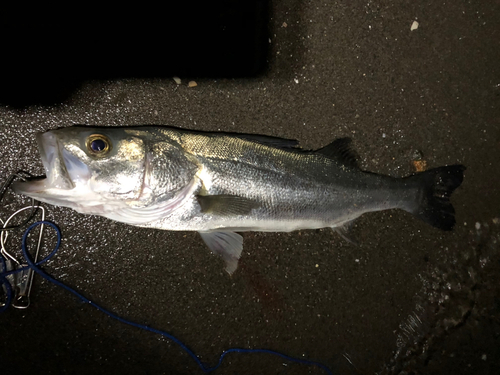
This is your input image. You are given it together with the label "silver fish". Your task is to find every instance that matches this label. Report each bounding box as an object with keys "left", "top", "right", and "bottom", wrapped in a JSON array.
[{"left": 13, "top": 126, "right": 465, "bottom": 274}]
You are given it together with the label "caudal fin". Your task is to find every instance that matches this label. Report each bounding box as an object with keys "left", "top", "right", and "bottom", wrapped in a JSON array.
[{"left": 406, "top": 165, "right": 465, "bottom": 231}]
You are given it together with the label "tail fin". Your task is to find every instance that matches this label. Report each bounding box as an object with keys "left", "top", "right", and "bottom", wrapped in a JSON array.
[{"left": 406, "top": 165, "right": 465, "bottom": 231}]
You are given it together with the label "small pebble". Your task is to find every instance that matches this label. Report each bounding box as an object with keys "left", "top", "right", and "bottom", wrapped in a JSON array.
[
  {"left": 188, "top": 81, "right": 197, "bottom": 88},
  {"left": 413, "top": 160, "right": 427, "bottom": 172},
  {"left": 411, "top": 21, "right": 419, "bottom": 31},
  {"left": 475, "top": 222, "right": 481, "bottom": 230},
  {"left": 173, "top": 76, "right": 181, "bottom": 85},
  {"left": 412, "top": 149, "right": 424, "bottom": 160}
]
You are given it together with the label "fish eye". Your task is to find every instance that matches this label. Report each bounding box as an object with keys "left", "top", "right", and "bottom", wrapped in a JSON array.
[{"left": 86, "top": 134, "right": 112, "bottom": 156}]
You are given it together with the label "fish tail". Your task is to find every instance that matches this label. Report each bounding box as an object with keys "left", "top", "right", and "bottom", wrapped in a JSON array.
[{"left": 405, "top": 165, "right": 465, "bottom": 231}]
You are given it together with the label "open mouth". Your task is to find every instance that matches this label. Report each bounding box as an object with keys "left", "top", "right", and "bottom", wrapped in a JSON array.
[
  {"left": 12, "top": 132, "right": 88, "bottom": 196},
  {"left": 36, "top": 132, "right": 62, "bottom": 186}
]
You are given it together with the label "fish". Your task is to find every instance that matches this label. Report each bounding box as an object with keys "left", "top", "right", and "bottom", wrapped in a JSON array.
[{"left": 13, "top": 126, "right": 465, "bottom": 274}]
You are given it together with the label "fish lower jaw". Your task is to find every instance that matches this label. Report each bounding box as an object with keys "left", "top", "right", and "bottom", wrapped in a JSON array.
[
  {"left": 12, "top": 181, "right": 110, "bottom": 214},
  {"left": 12, "top": 179, "right": 52, "bottom": 196}
]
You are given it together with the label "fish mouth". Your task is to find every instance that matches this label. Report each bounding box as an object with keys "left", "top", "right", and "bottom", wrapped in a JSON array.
[{"left": 12, "top": 132, "right": 89, "bottom": 197}]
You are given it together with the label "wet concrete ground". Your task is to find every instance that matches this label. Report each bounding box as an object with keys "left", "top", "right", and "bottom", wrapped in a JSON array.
[{"left": 1, "top": 1, "right": 500, "bottom": 374}]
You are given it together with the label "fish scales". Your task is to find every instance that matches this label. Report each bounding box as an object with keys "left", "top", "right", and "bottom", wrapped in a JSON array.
[{"left": 178, "top": 134, "right": 351, "bottom": 226}]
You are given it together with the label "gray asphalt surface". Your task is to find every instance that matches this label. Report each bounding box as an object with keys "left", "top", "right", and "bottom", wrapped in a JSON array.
[{"left": 1, "top": 1, "right": 499, "bottom": 374}]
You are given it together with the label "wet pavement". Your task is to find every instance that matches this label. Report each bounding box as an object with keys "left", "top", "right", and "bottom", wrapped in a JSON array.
[{"left": 1, "top": 1, "right": 499, "bottom": 374}]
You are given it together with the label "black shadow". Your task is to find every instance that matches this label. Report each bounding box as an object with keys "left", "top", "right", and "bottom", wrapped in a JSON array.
[{"left": 0, "top": 1, "right": 270, "bottom": 107}]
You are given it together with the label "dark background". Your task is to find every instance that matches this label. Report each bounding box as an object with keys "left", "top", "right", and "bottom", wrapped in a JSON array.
[
  {"left": 1, "top": 1, "right": 500, "bottom": 374},
  {"left": 0, "top": 2, "right": 269, "bottom": 106}
]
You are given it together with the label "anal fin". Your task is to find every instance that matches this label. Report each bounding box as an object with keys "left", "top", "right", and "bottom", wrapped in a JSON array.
[{"left": 332, "top": 220, "right": 359, "bottom": 246}]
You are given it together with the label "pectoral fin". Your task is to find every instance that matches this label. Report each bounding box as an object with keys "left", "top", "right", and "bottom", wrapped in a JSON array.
[
  {"left": 198, "top": 231, "right": 243, "bottom": 275},
  {"left": 197, "top": 195, "right": 259, "bottom": 216}
]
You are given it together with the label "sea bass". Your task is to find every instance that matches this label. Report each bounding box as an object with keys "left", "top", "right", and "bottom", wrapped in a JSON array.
[{"left": 13, "top": 126, "right": 465, "bottom": 273}]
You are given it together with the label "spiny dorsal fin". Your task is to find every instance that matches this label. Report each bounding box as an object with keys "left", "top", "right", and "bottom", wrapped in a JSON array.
[
  {"left": 197, "top": 194, "right": 260, "bottom": 216},
  {"left": 316, "top": 138, "right": 359, "bottom": 169},
  {"left": 235, "top": 134, "right": 299, "bottom": 149}
]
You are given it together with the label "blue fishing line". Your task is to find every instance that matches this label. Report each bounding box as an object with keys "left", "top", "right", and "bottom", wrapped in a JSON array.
[{"left": 1, "top": 220, "right": 333, "bottom": 374}]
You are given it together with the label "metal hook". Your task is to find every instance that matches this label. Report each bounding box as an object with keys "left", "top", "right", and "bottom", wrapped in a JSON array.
[
  {"left": 0, "top": 206, "right": 45, "bottom": 309},
  {"left": 0, "top": 171, "right": 40, "bottom": 232}
]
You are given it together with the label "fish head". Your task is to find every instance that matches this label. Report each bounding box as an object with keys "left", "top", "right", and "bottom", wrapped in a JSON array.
[{"left": 13, "top": 126, "right": 149, "bottom": 215}]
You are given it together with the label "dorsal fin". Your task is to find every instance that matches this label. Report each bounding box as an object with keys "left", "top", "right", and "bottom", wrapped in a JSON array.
[
  {"left": 316, "top": 138, "right": 359, "bottom": 169},
  {"left": 235, "top": 134, "right": 299, "bottom": 149}
]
